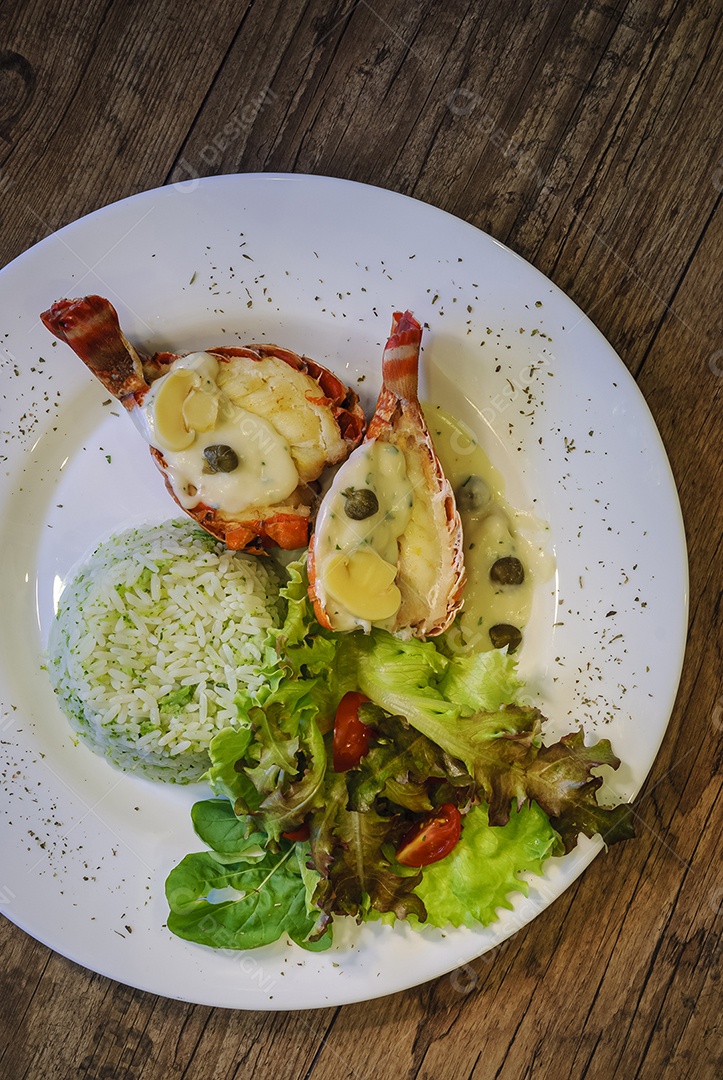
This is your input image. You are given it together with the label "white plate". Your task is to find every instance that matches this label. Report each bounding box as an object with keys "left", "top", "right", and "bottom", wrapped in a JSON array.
[{"left": 0, "top": 174, "right": 687, "bottom": 1009}]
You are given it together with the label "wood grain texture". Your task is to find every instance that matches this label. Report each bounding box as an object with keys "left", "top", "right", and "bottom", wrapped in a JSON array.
[{"left": 0, "top": 0, "right": 721, "bottom": 1077}]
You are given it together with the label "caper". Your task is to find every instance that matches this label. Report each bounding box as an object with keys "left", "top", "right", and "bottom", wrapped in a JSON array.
[
  {"left": 490, "top": 556, "right": 525, "bottom": 586},
  {"left": 455, "top": 475, "right": 490, "bottom": 512},
  {"left": 203, "top": 444, "right": 239, "bottom": 473},
  {"left": 342, "top": 487, "right": 379, "bottom": 519},
  {"left": 489, "top": 623, "right": 522, "bottom": 652}
]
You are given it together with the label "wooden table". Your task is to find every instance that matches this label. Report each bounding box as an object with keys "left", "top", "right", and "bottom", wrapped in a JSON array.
[{"left": 1, "top": 1, "right": 721, "bottom": 1077}]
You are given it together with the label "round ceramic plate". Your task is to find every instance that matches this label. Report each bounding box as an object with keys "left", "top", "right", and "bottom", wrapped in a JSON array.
[{"left": 0, "top": 174, "right": 687, "bottom": 1009}]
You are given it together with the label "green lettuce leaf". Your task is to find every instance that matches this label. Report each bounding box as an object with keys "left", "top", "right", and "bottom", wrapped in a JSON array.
[
  {"left": 244, "top": 702, "right": 300, "bottom": 797},
  {"left": 338, "top": 630, "right": 539, "bottom": 765},
  {"left": 271, "top": 554, "right": 340, "bottom": 686},
  {"left": 204, "top": 727, "right": 261, "bottom": 811},
  {"left": 336, "top": 629, "right": 448, "bottom": 703},
  {"left": 417, "top": 801, "right": 557, "bottom": 927},
  {"left": 255, "top": 716, "right": 328, "bottom": 841},
  {"left": 438, "top": 645, "right": 522, "bottom": 711},
  {"left": 274, "top": 556, "right": 314, "bottom": 647}
]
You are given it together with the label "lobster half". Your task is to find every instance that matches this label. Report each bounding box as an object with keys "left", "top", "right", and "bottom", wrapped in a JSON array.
[
  {"left": 41, "top": 296, "right": 366, "bottom": 553},
  {"left": 308, "top": 310, "right": 465, "bottom": 638}
]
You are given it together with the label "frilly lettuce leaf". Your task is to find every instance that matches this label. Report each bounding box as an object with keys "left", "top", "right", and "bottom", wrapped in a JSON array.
[
  {"left": 337, "top": 630, "right": 539, "bottom": 764},
  {"left": 273, "top": 555, "right": 313, "bottom": 647},
  {"left": 416, "top": 801, "right": 557, "bottom": 927},
  {"left": 308, "top": 768, "right": 347, "bottom": 879},
  {"left": 204, "top": 727, "right": 261, "bottom": 810},
  {"left": 207, "top": 705, "right": 328, "bottom": 842},
  {"left": 243, "top": 702, "right": 300, "bottom": 798},
  {"left": 338, "top": 629, "right": 633, "bottom": 853},
  {"left": 523, "top": 730, "right": 635, "bottom": 851},
  {"left": 335, "top": 628, "right": 447, "bottom": 702},
  {"left": 255, "top": 716, "right": 328, "bottom": 841},
  {"left": 438, "top": 644, "right": 523, "bottom": 711}
]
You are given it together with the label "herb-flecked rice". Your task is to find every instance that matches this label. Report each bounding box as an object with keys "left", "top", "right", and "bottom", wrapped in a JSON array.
[{"left": 47, "top": 519, "right": 283, "bottom": 782}]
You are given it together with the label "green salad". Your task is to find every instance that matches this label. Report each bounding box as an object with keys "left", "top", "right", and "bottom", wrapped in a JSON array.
[{"left": 165, "top": 560, "right": 634, "bottom": 951}]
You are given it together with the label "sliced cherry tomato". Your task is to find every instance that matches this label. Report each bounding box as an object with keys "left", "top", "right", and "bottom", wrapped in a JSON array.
[
  {"left": 282, "top": 823, "right": 310, "bottom": 842},
  {"left": 333, "top": 691, "right": 372, "bottom": 771},
  {"left": 395, "top": 803, "right": 462, "bottom": 867}
]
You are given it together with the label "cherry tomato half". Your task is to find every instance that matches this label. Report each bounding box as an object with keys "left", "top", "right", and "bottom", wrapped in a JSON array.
[
  {"left": 395, "top": 804, "right": 462, "bottom": 867},
  {"left": 333, "top": 691, "right": 372, "bottom": 771},
  {"left": 282, "top": 823, "right": 310, "bottom": 842}
]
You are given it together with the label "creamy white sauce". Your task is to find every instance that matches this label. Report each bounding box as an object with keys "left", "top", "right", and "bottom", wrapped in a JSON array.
[
  {"left": 313, "top": 439, "right": 414, "bottom": 630},
  {"left": 140, "top": 352, "right": 299, "bottom": 514},
  {"left": 425, "top": 405, "right": 554, "bottom": 653}
]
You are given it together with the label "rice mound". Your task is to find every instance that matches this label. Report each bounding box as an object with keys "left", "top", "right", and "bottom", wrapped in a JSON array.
[{"left": 47, "top": 519, "right": 283, "bottom": 782}]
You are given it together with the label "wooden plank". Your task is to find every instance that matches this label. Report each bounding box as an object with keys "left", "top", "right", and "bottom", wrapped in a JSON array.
[{"left": 0, "top": 0, "right": 249, "bottom": 266}]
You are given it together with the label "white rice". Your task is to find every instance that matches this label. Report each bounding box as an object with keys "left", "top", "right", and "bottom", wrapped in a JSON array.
[{"left": 47, "top": 519, "right": 283, "bottom": 782}]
